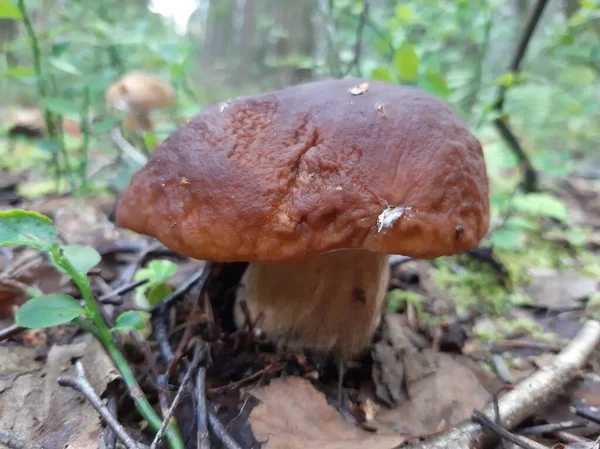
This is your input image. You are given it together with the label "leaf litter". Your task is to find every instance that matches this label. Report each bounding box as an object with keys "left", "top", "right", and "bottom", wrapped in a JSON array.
[{"left": 0, "top": 183, "right": 599, "bottom": 449}]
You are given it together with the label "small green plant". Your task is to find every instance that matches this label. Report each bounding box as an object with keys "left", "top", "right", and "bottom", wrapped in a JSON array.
[
  {"left": 0, "top": 209, "right": 183, "bottom": 449},
  {"left": 134, "top": 259, "right": 178, "bottom": 309}
]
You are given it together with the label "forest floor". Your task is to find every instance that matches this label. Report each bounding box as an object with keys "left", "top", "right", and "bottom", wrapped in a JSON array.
[{"left": 1, "top": 140, "right": 600, "bottom": 449}]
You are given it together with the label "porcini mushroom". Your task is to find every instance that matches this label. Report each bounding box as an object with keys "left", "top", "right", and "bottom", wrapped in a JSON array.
[
  {"left": 105, "top": 70, "right": 175, "bottom": 131},
  {"left": 116, "top": 78, "right": 489, "bottom": 363}
]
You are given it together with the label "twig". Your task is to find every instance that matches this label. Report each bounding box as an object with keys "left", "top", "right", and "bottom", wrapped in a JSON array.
[
  {"left": 555, "top": 431, "right": 591, "bottom": 444},
  {"left": 0, "top": 429, "right": 44, "bottom": 449},
  {"left": 490, "top": 0, "right": 549, "bottom": 193},
  {"left": 570, "top": 406, "right": 600, "bottom": 425},
  {"left": 152, "top": 266, "right": 212, "bottom": 314},
  {"left": 343, "top": 0, "right": 369, "bottom": 77},
  {"left": 208, "top": 409, "right": 243, "bottom": 449},
  {"left": 110, "top": 127, "right": 148, "bottom": 166},
  {"left": 406, "top": 320, "right": 600, "bottom": 449},
  {"left": 57, "top": 361, "right": 145, "bottom": 449},
  {"left": 492, "top": 339, "right": 562, "bottom": 353},
  {"left": 197, "top": 367, "right": 210, "bottom": 449},
  {"left": 99, "top": 278, "right": 150, "bottom": 305},
  {"left": 150, "top": 345, "right": 206, "bottom": 449},
  {"left": 207, "top": 363, "right": 284, "bottom": 396},
  {"left": 154, "top": 316, "right": 174, "bottom": 365},
  {"left": 104, "top": 381, "right": 119, "bottom": 449},
  {"left": 517, "top": 421, "right": 586, "bottom": 436},
  {"left": 0, "top": 323, "right": 24, "bottom": 341},
  {"left": 472, "top": 410, "right": 549, "bottom": 449},
  {"left": 492, "top": 354, "right": 515, "bottom": 384}
]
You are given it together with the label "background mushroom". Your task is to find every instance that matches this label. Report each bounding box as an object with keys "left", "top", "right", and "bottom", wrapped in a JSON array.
[
  {"left": 105, "top": 70, "right": 176, "bottom": 132},
  {"left": 116, "top": 77, "right": 489, "bottom": 365}
]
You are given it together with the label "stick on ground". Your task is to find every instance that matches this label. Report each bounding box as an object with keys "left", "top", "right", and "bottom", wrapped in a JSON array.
[
  {"left": 408, "top": 320, "right": 600, "bottom": 449},
  {"left": 57, "top": 361, "right": 145, "bottom": 449}
]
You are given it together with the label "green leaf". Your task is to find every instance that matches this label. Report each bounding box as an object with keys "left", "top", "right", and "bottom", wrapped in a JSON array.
[
  {"left": 133, "top": 259, "right": 178, "bottom": 309},
  {"left": 0, "top": 0, "right": 21, "bottom": 19},
  {"left": 62, "top": 245, "right": 101, "bottom": 274},
  {"left": 39, "top": 97, "right": 79, "bottom": 116},
  {"left": 393, "top": 42, "right": 420, "bottom": 83},
  {"left": 112, "top": 310, "right": 149, "bottom": 331},
  {"left": 48, "top": 58, "right": 82, "bottom": 76},
  {"left": 489, "top": 227, "right": 525, "bottom": 250},
  {"left": 418, "top": 71, "right": 451, "bottom": 98},
  {"left": 512, "top": 193, "right": 569, "bottom": 223},
  {"left": 147, "top": 283, "right": 173, "bottom": 306},
  {"left": 0, "top": 66, "right": 34, "bottom": 78},
  {"left": 0, "top": 210, "right": 58, "bottom": 251},
  {"left": 134, "top": 259, "right": 178, "bottom": 284},
  {"left": 395, "top": 4, "right": 414, "bottom": 23},
  {"left": 371, "top": 66, "right": 394, "bottom": 82},
  {"left": 15, "top": 294, "right": 84, "bottom": 328}
]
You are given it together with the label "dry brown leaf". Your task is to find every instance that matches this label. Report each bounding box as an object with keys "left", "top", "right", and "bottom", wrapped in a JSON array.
[
  {"left": 0, "top": 335, "right": 119, "bottom": 447},
  {"left": 525, "top": 268, "right": 598, "bottom": 310},
  {"left": 371, "top": 314, "right": 436, "bottom": 405},
  {"left": 248, "top": 377, "right": 405, "bottom": 449},
  {"left": 374, "top": 352, "right": 490, "bottom": 436}
]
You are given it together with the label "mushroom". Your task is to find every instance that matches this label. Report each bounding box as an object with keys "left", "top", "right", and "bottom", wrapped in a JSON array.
[
  {"left": 116, "top": 78, "right": 489, "bottom": 363},
  {"left": 105, "top": 70, "right": 175, "bottom": 131}
]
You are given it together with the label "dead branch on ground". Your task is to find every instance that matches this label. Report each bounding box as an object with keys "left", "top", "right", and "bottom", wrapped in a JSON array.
[
  {"left": 57, "top": 361, "right": 145, "bottom": 449},
  {"left": 408, "top": 320, "right": 600, "bottom": 449}
]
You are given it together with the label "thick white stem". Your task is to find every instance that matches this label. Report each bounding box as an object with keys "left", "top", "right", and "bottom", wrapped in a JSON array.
[{"left": 235, "top": 250, "right": 390, "bottom": 359}]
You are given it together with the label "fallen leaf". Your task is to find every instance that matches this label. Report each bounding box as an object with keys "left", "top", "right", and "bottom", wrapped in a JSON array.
[
  {"left": 374, "top": 352, "right": 490, "bottom": 436},
  {"left": 348, "top": 83, "right": 369, "bottom": 95},
  {"left": 248, "top": 377, "right": 405, "bottom": 449},
  {"left": 524, "top": 268, "right": 597, "bottom": 310},
  {"left": 371, "top": 314, "right": 436, "bottom": 405},
  {"left": 0, "top": 335, "right": 119, "bottom": 447}
]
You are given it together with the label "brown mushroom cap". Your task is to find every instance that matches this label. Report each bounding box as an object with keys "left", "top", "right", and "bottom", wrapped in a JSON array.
[
  {"left": 116, "top": 78, "right": 489, "bottom": 263},
  {"left": 105, "top": 70, "right": 175, "bottom": 113}
]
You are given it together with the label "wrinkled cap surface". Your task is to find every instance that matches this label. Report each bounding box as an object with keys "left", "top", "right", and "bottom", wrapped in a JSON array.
[{"left": 116, "top": 78, "right": 490, "bottom": 262}]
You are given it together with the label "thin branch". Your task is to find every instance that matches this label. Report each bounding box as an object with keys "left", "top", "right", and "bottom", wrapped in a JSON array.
[
  {"left": 472, "top": 410, "right": 549, "bottom": 449},
  {"left": 99, "top": 278, "right": 150, "bottom": 305},
  {"left": 343, "top": 0, "right": 369, "bottom": 77},
  {"left": 0, "top": 323, "right": 23, "bottom": 342},
  {"left": 208, "top": 409, "right": 243, "bottom": 449},
  {"left": 110, "top": 127, "right": 148, "bottom": 166},
  {"left": 517, "top": 421, "right": 586, "bottom": 436},
  {"left": 407, "top": 320, "right": 600, "bottom": 449},
  {"left": 57, "top": 361, "right": 145, "bottom": 449},
  {"left": 151, "top": 265, "right": 212, "bottom": 315},
  {"left": 570, "top": 406, "right": 600, "bottom": 426},
  {"left": 197, "top": 367, "right": 210, "bottom": 449},
  {"left": 150, "top": 346, "right": 206, "bottom": 449},
  {"left": 491, "top": 0, "right": 549, "bottom": 193}
]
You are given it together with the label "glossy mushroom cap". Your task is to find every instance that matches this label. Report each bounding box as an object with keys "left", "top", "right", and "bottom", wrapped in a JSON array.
[
  {"left": 116, "top": 78, "right": 490, "bottom": 262},
  {"left": 105, "top": 70, "right": 175, "bottom": 114}
]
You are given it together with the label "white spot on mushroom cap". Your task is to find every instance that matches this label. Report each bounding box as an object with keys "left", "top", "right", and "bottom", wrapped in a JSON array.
[
  {"left": 377, "top": 206, "right": 413, "bottom": 232},
  {"left": 219, "top": 102, "right": 231, "bottom": 112}
]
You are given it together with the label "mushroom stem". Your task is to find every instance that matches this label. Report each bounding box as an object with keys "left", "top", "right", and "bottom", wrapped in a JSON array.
[{"left": 235, "top": 249, "right": 390, "bottom": 360}]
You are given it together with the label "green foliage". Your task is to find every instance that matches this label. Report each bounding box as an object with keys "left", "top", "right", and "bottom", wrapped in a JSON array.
[
  {"left": 0, "top": 0, "right": 21, "bottom": 19},
  {"left": 0, "top": 210, "right": 58, "bottom": 251},
  {"left": 0, "top": 209, "right": 184, "bottom": 448},
  {"left": 15, "top": 294, "right": 84, "bottom": 328},
  {"left": 134, "top": 259, "right": 178, "bottom": 309},
  {"left": 393, "top": 42, "right": 420, "bottom": 83},
  {"left": 112, "top": 310, "right": 150, "bottom": 332},
  {"left": 59, "top": 245, "right": 102, "bottom": 274},
  {"left": 512, "top": 193, "right": 569, "bottom": 223},
  {"left": 386, "top": 289, "right": 423, "bottom": 314}
]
